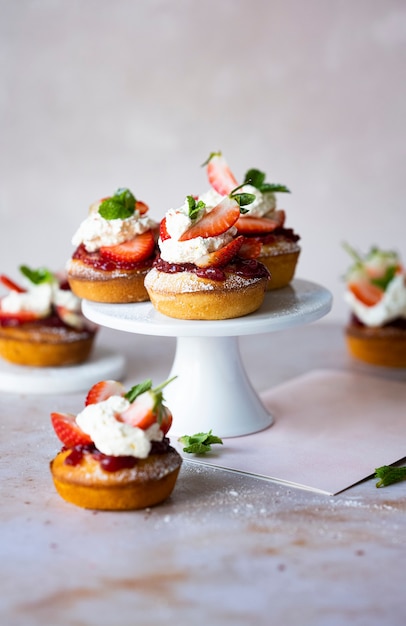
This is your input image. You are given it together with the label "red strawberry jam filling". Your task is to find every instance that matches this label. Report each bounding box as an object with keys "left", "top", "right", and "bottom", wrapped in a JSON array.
[
  {"left": 72, "top": 244, "right": 156, "bottom": 272},
  {"left": 153, "top": 255, "right": 270, "bottom": 282},
  {"left": 245, "top": 227, "right": 301, "bottom": 246},
  {"left": 63, "top": 438, "right": 171, "bottom": 472},
  {"left": 0, "top": 311, "right": 95, "bottom": 333}
]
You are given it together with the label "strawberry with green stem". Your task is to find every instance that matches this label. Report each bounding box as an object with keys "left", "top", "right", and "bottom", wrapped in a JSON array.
[
  {"left": 204, "top": 151, "right": 239, "bottom": 195},
  {"left": 121, "top": 377, "right": 175, "bottom": 435}
]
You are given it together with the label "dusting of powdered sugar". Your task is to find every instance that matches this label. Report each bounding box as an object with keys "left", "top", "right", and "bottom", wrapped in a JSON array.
[{"left": 144, "top": 268, "right": 262, "bottom": 294}]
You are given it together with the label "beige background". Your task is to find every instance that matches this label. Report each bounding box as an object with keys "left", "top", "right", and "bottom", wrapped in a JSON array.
[{"left": 1, "top": 0, "right": 405, "bottom": 322}]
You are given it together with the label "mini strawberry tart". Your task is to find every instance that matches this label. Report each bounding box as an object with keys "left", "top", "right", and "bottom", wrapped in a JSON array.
[
  {"left": 0, "top": 266, "right": 97, "bottom": 367},
  {"left": 204, "top": 152, "right": 301, "bottom": 289},
  {"left": 67, "top": 187, "right": 158, "bottom": 303},
  {"left": 344, "top": 244, "right": 406, "bottom": 367},
  {"left": 50, "top": 377, "right": 182, "bottom": 510},
  {"left": 144, "top": 189, "right": 270, "bottom": 320}
]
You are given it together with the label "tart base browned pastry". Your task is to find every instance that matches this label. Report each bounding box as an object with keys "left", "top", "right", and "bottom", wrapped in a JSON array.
[
  {"left": 345, "top": 319, "right": 406, "bottom": 368},
  {"left": 0, "top": 321, "right": 96, "bottom": 367},
  {"left": 259, "top": 247, "right": 300, "bottom": 290},
  {"left": 145, "top": 267, "right": 269, "bottom": 320},
  {"left": 50, "top": 445, "right": 182, "bottom": 510},
  {"left": 67, "top": 260, "right": 150, "bottom": 303}
]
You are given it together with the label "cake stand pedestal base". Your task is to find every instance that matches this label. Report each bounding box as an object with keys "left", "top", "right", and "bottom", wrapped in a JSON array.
[{"left": 165, "top": 335, "right": 273, "bottom": 438}]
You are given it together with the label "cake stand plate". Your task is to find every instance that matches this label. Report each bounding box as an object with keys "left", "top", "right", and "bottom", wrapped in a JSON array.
[
  {"left": 0, "top": 347, "right": 126, "bottom": 394},
  {"left": 83, "top": 279, "right": 332, "bottom": 437}
]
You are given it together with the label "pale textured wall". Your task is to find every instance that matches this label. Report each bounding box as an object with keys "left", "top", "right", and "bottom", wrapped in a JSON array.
[{"left": 1, "top": 0, "right": 405, "bottom": 322}]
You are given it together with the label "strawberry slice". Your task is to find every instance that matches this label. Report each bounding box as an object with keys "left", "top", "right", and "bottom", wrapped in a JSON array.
[
  {"left": 135, "top": 200, "right": 149, "bottom": 215},
  {"left": 159, "top": 407, "right": 173, "bottom": 435},
  {"left": 159, "top": 217, "right": 170, "bottom": 241},
  {"left": 85, "top": 380, "right": 126, "bottom": 406},
  {"left": 120, "top": 378, "right": 174, "bottom": 435},
  {"left": 348, "top": 281, "right": 383, "bottom": 307},
  {"left": 179, "top": 196, "right": 240, "bottom": 241},
  {"left": 99, "top": 230, "right": 155, "bottom": 263},
  {"left": 235, "top": 210, "right": 286, "bottom": 235},
  {"left": 206, "top": 152, "right": 238, "bottom": 195},
  {"left": 238, "top": 238, "right": 263, "bottom": 259},
  {"left": 195, "top": 236, "right": 244, "bottom": 268},
  {"left": 120, "top": 391, "right": 159, "bottom": 431},
  {"left": 0, "top": 274, "right": 25, "bottom": 293},
  {"left": 51, "top": 412, "right": 92, "bottom": 447}
]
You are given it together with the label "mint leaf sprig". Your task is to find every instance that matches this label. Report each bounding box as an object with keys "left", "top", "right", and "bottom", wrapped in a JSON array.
[
  {"left": 98, "top": 187, "right": 137, "bottom": 220},
  {"left": 179, "top": 430, "right": 223, "bottom": 455},
  {"left": 375, "top": 465, "right": 406, "bottom": 488},
  {"left": 125, "top": 376, "right": 177, "bottom": 403},
  {"left": 229, "top": 183, "right": 256, "bottom": 214},
  {"left": 186, "top": 195, "right": 206, "bottom": 221},
  {"left": 244, "top": 168, "right": 290, "bottom": 194},
  {"left": 19, "top": 265, "right": 54, "bottom": 285}
]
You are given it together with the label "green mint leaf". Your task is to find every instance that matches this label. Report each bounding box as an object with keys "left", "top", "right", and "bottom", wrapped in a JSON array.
[
  {"left": 244, "top": 168, "right": 266, "bottom": 188},
  {"left": 179, "top": 430, "right": 223, "bottom": 455},
  {"left": 19, "top": 265, "right": 54, "bottom": 285},
  {"left": 244, "top": 168, "right": 290, "bottom": 194},
  {"left": 186, "top": 195, "right": 205, "bottom": 220},
  {"left": 371, "top": 266, "right": 397, "bottom": 291},
  {"left": 98, "top": 187, "right": 136, "bottom": 220},
  {"left": 234, "top": 192, "right": 256, "bottom": 207},
  {"left": 259, "top": 183, "right": 290, "bottom": 194},
  {"left": 204, "top": 434, "right": 223, "bottom": 445},
  {"left": 125, "top": 379, "right": 152, "bottom": 403},
  {"left": 375, "top": 465, "right": 406, "bottom": 488},
  {"left": 182, "top": 442, "right": 212, "bottom": 454},
  {"left": 229, "top": 184, "right": 255, "bottom": 209}
]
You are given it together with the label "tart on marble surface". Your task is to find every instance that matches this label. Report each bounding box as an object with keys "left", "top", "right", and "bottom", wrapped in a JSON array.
[
  {"left": 0, "top": 266, "right": 97, "bottom": 367},
  {"left": 343, "top": 244, "right": 406, "bottom": 367},
  {"left": 67, "top": 187, "right": 158, "bottom": 303},
  {"left": 50, "top": 377, "right": 182, "bottom": 510},
  {"left": 204, "top": 152, "right": 301, "bottom": 290},
  {"left": 145, "top": 190, "right": 270, "bottom": 320}
]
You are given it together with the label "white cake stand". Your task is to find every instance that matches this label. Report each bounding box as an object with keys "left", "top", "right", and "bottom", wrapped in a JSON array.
[{"left": 82, "top": 279, "right": 332, "bottom": 438}]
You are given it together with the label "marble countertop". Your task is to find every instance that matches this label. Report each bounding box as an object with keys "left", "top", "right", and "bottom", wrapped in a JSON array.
[{"left": 1, "top": 321, "right": 406, "bottom": 626}]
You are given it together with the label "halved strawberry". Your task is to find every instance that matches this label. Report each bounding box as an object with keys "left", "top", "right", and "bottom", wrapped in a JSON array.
[
  {"left": 159, "top": 217, "right": 170, "bottom": 241},
  {"left": 55, "top": 305, "right": 85, "bottom": 330},
  {"left": 0, "top": 274, "right": 25, "bottom": 293},
  {"left": 159, "top": 407, "right": 173, "bottom": 435},
  {"left": 179, "top": 195, "right": 240, "bottom": 241},
  {"left": 120, "top": 378, "right": 174, "bottom": 434},
  {"left": 85, "top": 380, "right": 126, "bottom": 406},
  {"left": 136, "top": 200, "right": 149, "bottom": 215},
  {"left": 238, "top": 238, "right": 263, "bottom": 259},
  {"left": 348, "top": 281, "right": 383, "bottom": 307},
  {"left": 99, "top": 230, "right": 155, "bottom": 263},
  {"left": 195, "top": 236, "right": 244, "bottom": 268},
  {"left": 235, "top": 210, "right": 286, "bottom": 235},
  {"left": 206, "top": 152, "right": 238, "bottom": 195},
  {"left": 51, "top": 412, "right": 92, "bottom": 447},
  {"left": 120, "top": 391, "right": 160, "bottom": 431}
]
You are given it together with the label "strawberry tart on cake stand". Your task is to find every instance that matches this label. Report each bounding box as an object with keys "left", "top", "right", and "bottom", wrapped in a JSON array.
[{"left": 82, "top": 278, "right": 332, "bottom": 438}]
